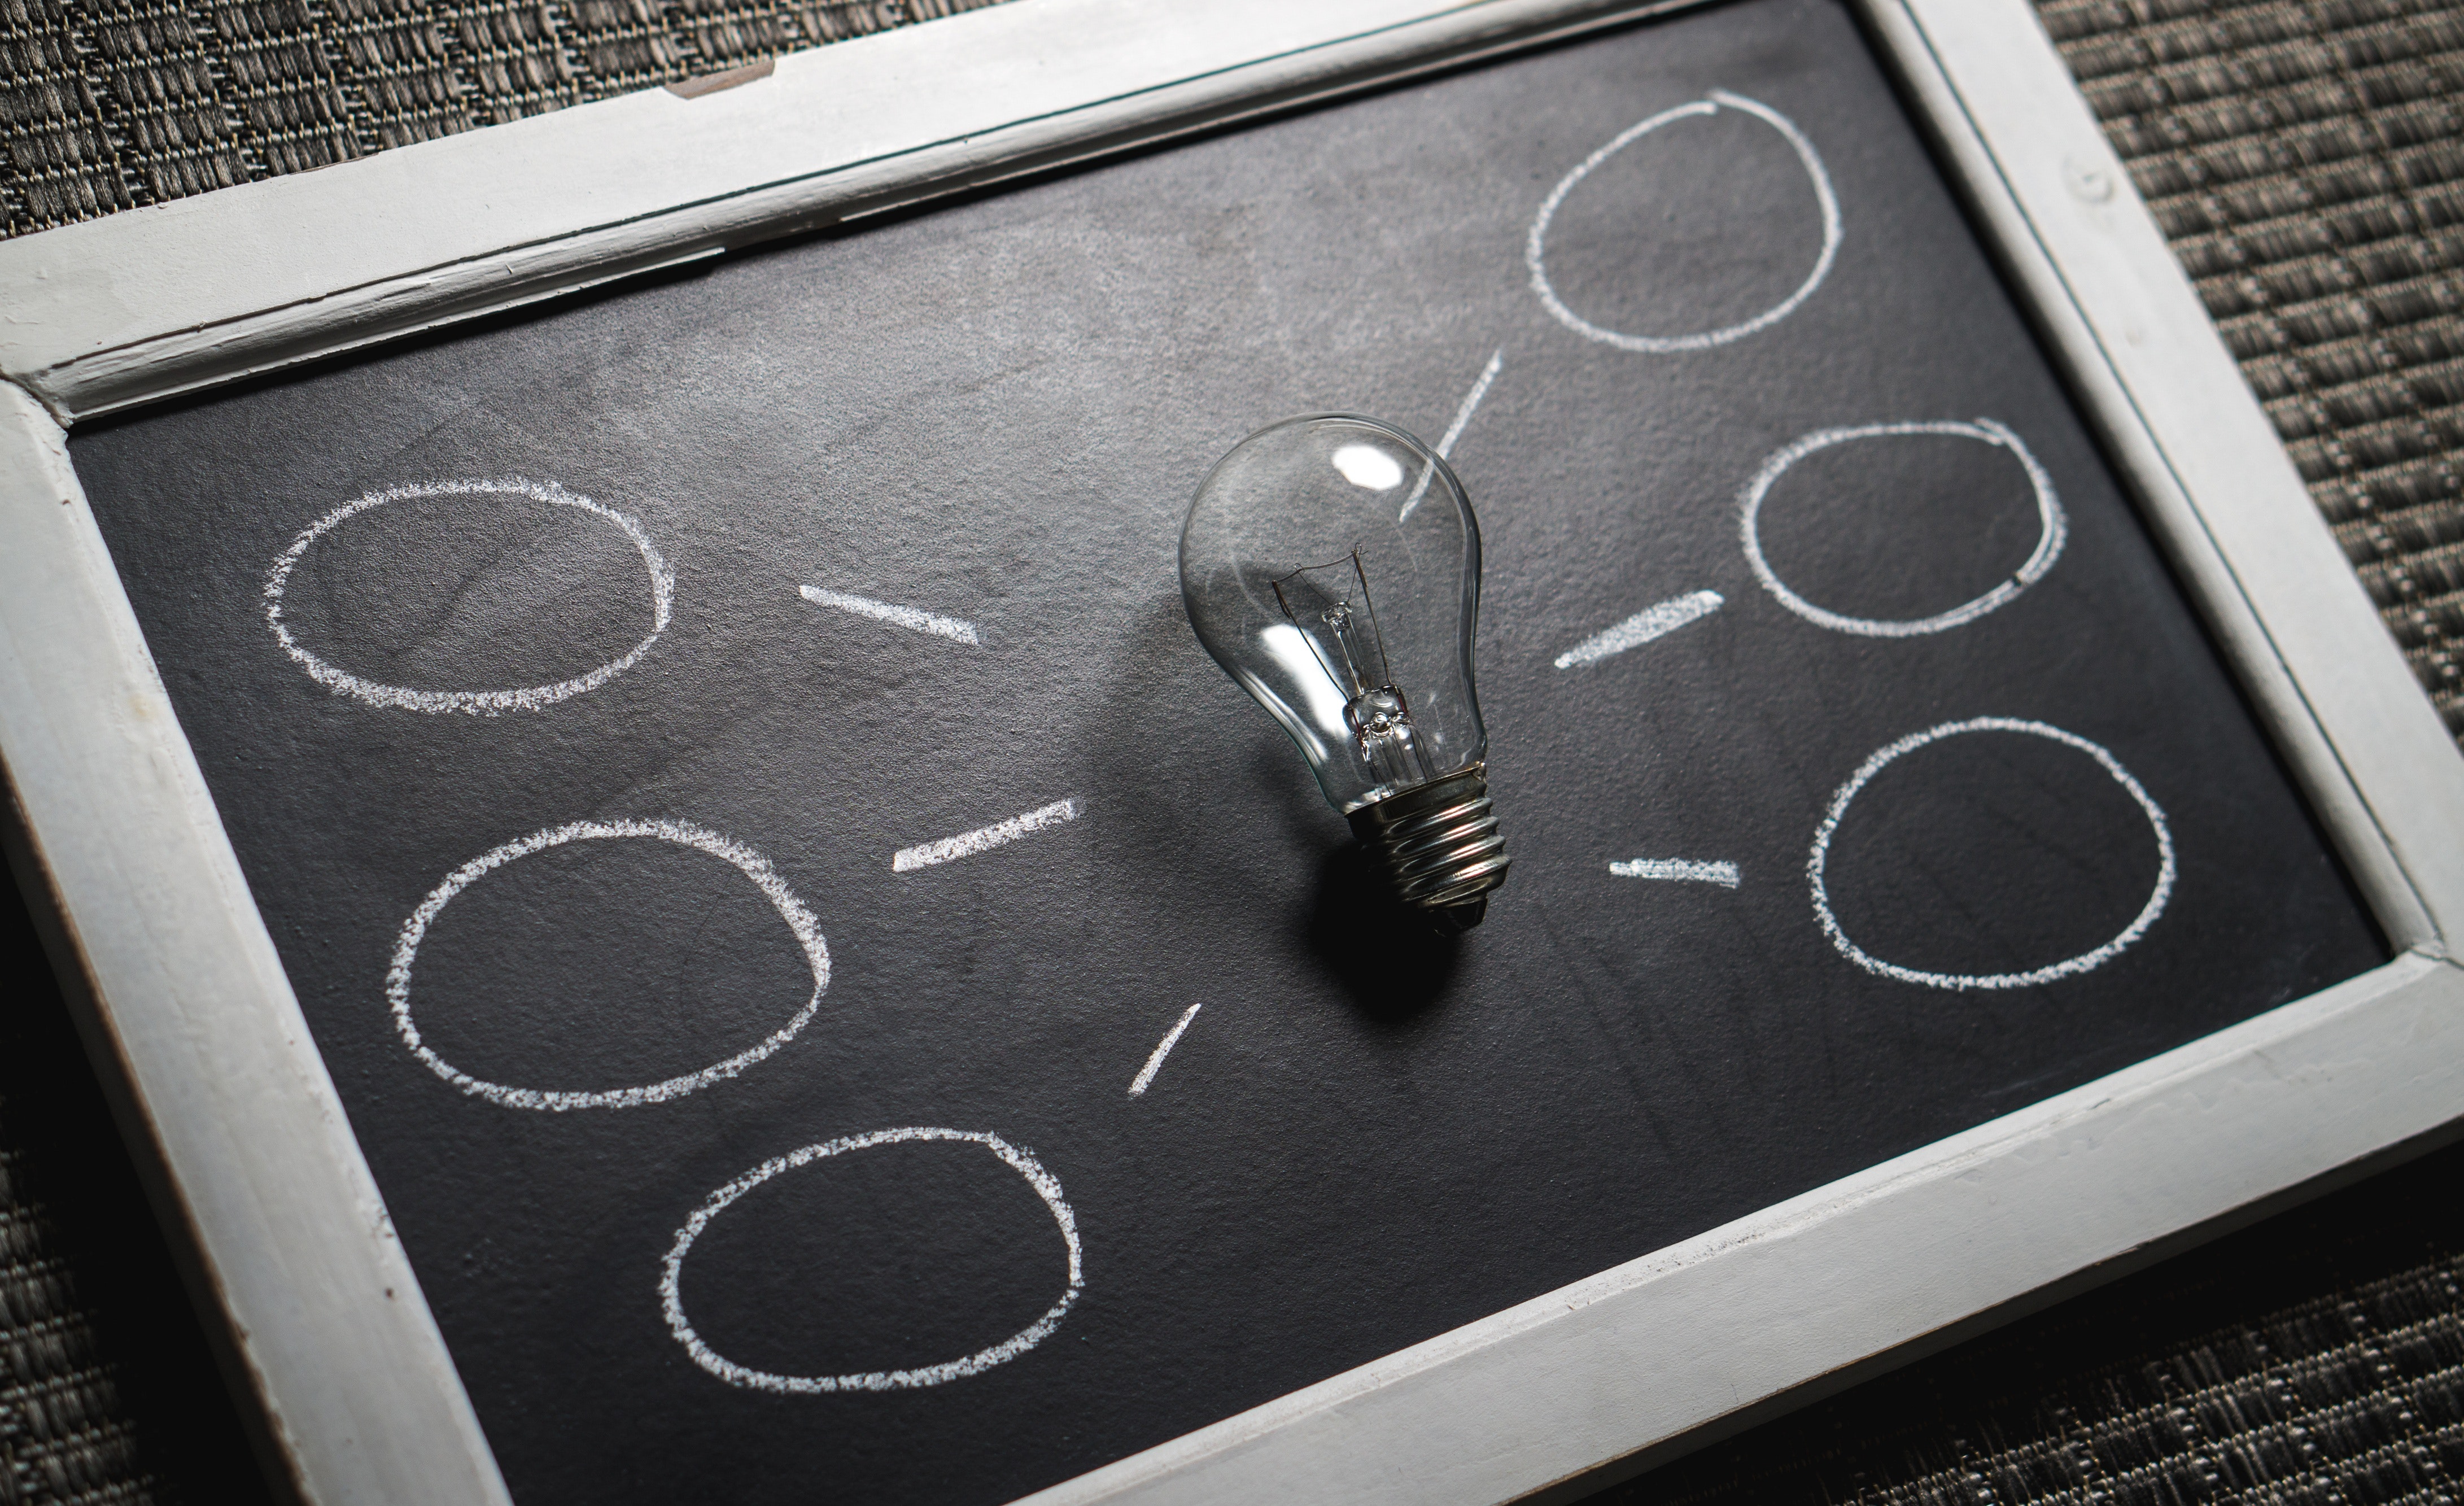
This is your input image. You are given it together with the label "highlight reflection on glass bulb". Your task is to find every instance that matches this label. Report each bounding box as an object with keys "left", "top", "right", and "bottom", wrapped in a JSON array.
[{"left": 1181, "top": 414, "right": 1510, "bottom": 930}]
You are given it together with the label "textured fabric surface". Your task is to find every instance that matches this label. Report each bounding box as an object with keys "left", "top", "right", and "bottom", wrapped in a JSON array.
[
  {"left": 0, "top": 867, "right": 267, "bottom": 1506},
  {"left": 2044, "top": 0, "right": 2464, "bottom": 744},
  {"left": 0, "top": 0, "right": 1003, "bottom": 237},
  {"left": 0, "top": 1116, "right": 151, "bottom": 1506},
  {"left": 0, "top": 868, "right": 264, "bottom": 1506},
  {"left": 1583, "top": 1135, "right": 2464, "bottom": 1505},
  {"left": 0, "top": 0, "right": 2461, "bottom": 1503}
]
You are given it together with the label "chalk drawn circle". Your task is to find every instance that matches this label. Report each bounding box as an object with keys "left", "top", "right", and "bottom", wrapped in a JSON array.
[
  {"left": 1740, "top": 420, "right": 2067, "bottom": 637},
  {"left": 1527, "top": 90, "right": 1842, "bottom": 353},
  {"left": 264, "top": 478, "right": 675, "bottom": 714},
  {"left": 388, "top": 819, "right": 829, "bottom": 1110},
  {"left": 1808, "top": 718, "right": 2174, "bottom": 990},
  {"left": 661, "top": 1128, "right": 1084, "bottom": 1393}
]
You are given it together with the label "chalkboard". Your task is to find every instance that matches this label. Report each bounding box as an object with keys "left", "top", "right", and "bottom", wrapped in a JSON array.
[{"left": 64, "top": 0, "right": 2383, "bottom": 1500}]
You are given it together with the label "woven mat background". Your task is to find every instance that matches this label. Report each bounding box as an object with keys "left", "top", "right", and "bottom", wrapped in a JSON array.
[
  {"left": 1, "top": 877, "right": 265, "bottom": 1506},
  {"left": 1579, "top": 1134, "right": 2464, "bottom": 1506},
  {"left": 2047, "top": 0, "right": 2464, "bottom": 745},
  {"left": 0, "top": 1114, "right": 152, "bottom": 1506},
  {"left": 3, "top": 1, "right": 2463, "bottom": 1503},
  {"left": 0, "top": 0, "right": 1001, "bottom": 234}
]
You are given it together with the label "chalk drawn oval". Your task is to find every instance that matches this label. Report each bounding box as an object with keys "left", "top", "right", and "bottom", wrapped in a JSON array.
[
  {"left": 1741, "top": 420, "right": 2067, "bottom": 637},
  {"left": 264, "top": 478, "right": 674, "bottom": 713},
  {"left": 661, "top": 1128, "right": 1084, "bottom": 1393},
  {"left": 388, "top": 819, "right": 828, "bottom": 1110},
  {"left": 1527, "top": 90, "right": 1842, "bottom": 353},
  {"left": 1809, "top": 718, "right": 2174, "bottom": 990}
]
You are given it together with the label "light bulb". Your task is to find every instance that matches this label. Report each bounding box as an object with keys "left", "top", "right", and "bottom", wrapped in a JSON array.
[{"left": 1180, "top": 414, "right": 1510, "bottom": 931}]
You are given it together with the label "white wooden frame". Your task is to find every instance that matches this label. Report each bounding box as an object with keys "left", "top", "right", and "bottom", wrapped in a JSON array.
[{"left": 2, "top": 0, "right": 2459, "bottom": 1501}]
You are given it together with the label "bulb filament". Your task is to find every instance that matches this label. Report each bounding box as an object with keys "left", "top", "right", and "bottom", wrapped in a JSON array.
[{"left": 1272, "top": 551, "right": 1433, "bottom": 791}]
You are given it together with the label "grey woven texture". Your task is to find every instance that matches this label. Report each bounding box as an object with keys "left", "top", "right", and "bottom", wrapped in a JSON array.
[
  {"left": 2046, "top": 0, "right": 2464, "bottom": 744},
  {"left": 0, "top": 1108, "right": 151, "bottom": 1506},
  {"left": 0, "top": 0, "right": 1001, "bottom": 236},
  {"left": 1, "top": 0, "right": 2462, "bottom": 1503},
  {"left": 1585, "top": 1164, "right": 2464, "bottom": 1506},
  {"left": 1807, "top": 1260, "right": 2464, "bottom": 1506}
]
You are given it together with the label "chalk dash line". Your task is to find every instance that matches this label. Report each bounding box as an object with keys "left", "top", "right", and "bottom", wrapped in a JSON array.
[
  {"left": 800, "top": 584, "right": 981, "bottom": 645},
  {"left": 1611, "top": 859, "right": 1741, "bottom": 888},
  {"left": 894, "top": 798, "right": 1080, "bottom": 872},
  {"left": 1129, "top": 1004, "right": 1203, "bottom": 1098},
  {"left": 1556, "top": 590, "right": 1723, "bottom": 669},
  {"left": 1401, "top": 348, "right": 1505, "bottom": 523},
  {"left": 1438, "top": 348, "right": 1504, "bottom": 461}
]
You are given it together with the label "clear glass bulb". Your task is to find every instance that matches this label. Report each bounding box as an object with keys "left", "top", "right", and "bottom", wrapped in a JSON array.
[{"left": 1181, "top": 414, "right": 1509, "bottom": 927}]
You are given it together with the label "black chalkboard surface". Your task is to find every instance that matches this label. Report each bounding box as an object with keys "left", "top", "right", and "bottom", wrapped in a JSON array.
[{"left": 67, "top": 0, "right": 2383, "bottom": 1499}]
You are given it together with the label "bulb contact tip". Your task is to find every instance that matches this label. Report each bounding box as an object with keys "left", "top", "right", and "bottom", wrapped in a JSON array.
[{"left": 1347, "top": 764, "right": 1511, "bottom": 928}]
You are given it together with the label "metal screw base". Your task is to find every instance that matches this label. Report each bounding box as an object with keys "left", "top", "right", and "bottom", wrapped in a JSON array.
[{"left": 1347, "top": 763, "right": 1510, "bottom": 929}]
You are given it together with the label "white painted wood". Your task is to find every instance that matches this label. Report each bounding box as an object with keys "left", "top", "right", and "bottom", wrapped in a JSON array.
[
  {"left": 0, "top": 382, "right": 513, "bottom": 1506},
  {"left": 0, "top": 0, "right": 2459, "bottom": 1500},
  {"left": 0, "top": 0, "right": 1698, "bottom": 422},
  {"left": 1017, "top": 950, "right": 2464, "bottom": 1505},
  {"left": 1869, "top": 0, "right": 2464, "bottom": 956}
]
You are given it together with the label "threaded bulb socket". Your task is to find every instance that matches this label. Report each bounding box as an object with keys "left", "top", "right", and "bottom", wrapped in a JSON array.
[{"left": 1346, "top": 763, "right": 1510, "bottom": 930}]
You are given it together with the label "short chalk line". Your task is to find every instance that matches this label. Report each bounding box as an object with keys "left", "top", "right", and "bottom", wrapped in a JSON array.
[
  {"left": 894, "top": 798, "right": 1080, "bottom": 872},
  {"left": 1438, "top": 349, "right": 1504, "bottom": 461},
  {"left": 1610, "top": 859, "right": 1741, "bottom": 888},
  {"left": 1128, "top": 1003, "right": 1203, "bottom": 1098},
  {"left": 1556, "top": 590, "right": 1724, "bottom": 669},
  {"left": 1400, "top": 348, "right": 1504, "bottom": 523},
  {"left": 800, "top": 584, "right": 981, "bottom": 645},
  {"left": 661, "top": 1126, "right": 1082, "bottom": 1394}
]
